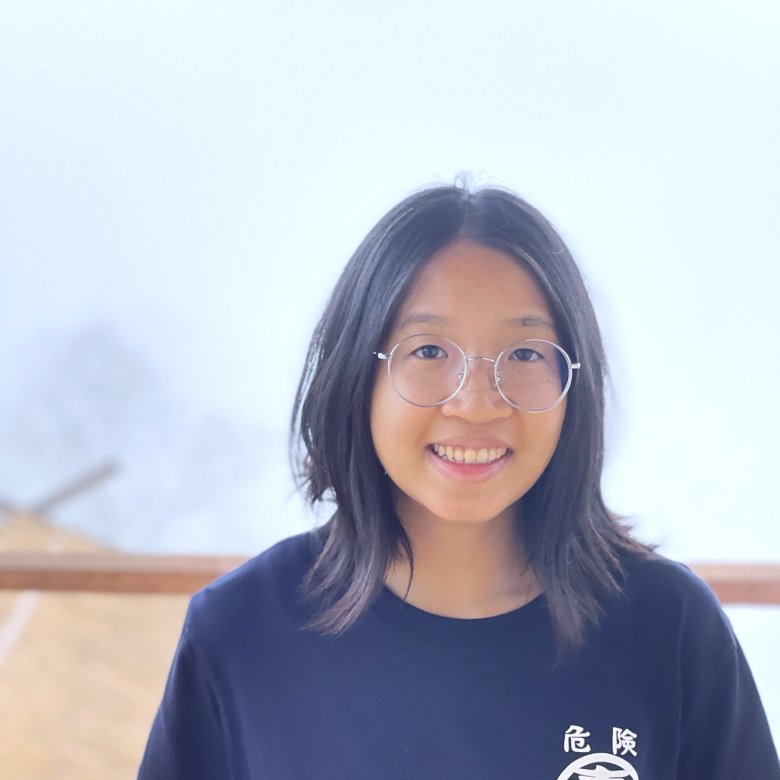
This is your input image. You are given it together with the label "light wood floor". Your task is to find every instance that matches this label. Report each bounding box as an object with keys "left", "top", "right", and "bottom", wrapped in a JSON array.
[{"left": 0, "top": 514, "right": 190, "bottom": 780}]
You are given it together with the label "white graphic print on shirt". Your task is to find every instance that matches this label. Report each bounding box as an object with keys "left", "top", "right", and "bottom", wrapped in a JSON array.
[
  {"left": 556, "top": 753, "right": 639, "bottom": 779},
  {"left": 557, "top": 724, "right": 639, "bottom": 779}
]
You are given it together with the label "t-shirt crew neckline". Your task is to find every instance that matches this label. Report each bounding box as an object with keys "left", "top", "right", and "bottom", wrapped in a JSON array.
[{"left": 369, "top": 585, "right": 548, "bottom": 645}]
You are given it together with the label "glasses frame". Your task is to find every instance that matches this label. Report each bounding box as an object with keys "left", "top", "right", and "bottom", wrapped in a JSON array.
[{"left": 374, "top": 334, "right": 581, "bottom": 413}]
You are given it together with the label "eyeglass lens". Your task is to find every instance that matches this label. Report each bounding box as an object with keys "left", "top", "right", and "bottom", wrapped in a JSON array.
[{"left": 388, "top": 335, "right": 571, "bottom": 412}]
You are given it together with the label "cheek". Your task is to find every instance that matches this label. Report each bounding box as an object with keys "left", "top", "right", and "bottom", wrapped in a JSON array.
[
  {"left": 370, "top": 382, "right": 403, "bottom": 469},
  {"left": 539, "top": 412, "right": 565, "bottom": 447},
  {"left": 370, "top": 382, "right": 427, "bottom": 471},
  {"left": 518, "top": 406, "right": 566, "bottom": 473},
  {"left": 533, "top": 407, "right": 566, "bottom": 464}
]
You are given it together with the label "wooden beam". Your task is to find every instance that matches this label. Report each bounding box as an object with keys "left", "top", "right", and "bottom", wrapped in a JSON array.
[
  {"left": 0, "top": 554, "right": 778, "bottom": 604},
  {"left": 0, "top": 552, "right": 247, "bottom": 594},
  {"left": 689, "top": 563, "right": 780, "bottom": 606}
]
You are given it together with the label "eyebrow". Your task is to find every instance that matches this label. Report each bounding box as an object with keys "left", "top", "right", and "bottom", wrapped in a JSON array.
[
  {"left": 396, "top": 313, "right": 446, "bottom": 330},
  {"left": 396, "top": 312, "right": 556, "bottom": 331}
]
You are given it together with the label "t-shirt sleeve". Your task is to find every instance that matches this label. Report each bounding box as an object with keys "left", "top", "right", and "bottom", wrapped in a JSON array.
[
  {"left": 137, "top": 599, "right": 230, "bottom": 779},
  {"left": 676, "top": 572, "right": 779, "bottom": 778}
]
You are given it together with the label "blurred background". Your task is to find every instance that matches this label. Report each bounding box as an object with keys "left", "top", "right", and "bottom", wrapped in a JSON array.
[{"left": 1, "top": 0, "right": 778, "bottom": 776}]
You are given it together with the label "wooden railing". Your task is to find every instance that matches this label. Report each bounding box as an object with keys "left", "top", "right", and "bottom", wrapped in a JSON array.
[
  {"left": 0, "top": 553, "right": 246, "bottom": 594},
  {"left": 0, "top": 553, "right": 779, "bottom": 603}
]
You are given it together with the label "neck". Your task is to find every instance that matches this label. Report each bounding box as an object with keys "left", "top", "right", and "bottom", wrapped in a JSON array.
[{"left": 384, "top": 503, "right": 540, "bottom": 618}]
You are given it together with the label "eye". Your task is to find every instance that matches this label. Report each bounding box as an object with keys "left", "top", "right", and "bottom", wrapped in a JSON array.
[
  {"left": 510, "top": 347, "right": 543, "bottom": 362},
  {"left": 412, "top": 343, "right": 448, "bottom": 360}
]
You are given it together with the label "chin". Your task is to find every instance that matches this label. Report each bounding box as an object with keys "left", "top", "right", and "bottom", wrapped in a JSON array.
[{"left": 400, "top": 494, "right": 519, "bottom": 528}]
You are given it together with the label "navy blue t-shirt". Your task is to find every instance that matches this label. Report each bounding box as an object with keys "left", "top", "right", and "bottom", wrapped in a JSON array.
[{"left": 138, "top": 531, "right": 779, "bottom": 779}]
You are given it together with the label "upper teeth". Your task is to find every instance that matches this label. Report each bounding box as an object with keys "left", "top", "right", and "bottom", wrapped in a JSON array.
[{"left": 432, "top": 444, "right": 508, "bottom": 464}]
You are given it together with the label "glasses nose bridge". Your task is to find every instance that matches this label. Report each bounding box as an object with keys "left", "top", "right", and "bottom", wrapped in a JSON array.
[{"left": 461, "top": 354, "right": 499, "bottom": 392}]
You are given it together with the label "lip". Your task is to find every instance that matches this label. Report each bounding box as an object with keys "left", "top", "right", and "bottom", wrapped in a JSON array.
[{"left": 426, "top": 445, "right": 512, "bottom": 482}]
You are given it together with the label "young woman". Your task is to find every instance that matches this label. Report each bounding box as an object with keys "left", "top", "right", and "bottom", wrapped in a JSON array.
[{"left": 138, "top": 185, "right": 779, "bottom": 779}]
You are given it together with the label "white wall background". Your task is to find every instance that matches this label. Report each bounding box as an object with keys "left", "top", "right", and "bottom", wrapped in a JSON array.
[{"left": 1, "top": 0, "right": 778, "bottom": 740}]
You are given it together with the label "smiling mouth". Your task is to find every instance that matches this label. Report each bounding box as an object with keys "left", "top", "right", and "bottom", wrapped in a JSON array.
[{"left": 431, "top": 444, "right": 510, "bottom": 464}]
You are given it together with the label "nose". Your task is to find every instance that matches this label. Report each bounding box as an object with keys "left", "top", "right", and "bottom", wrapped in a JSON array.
[{"left": 440, "top": 357, "right": 512, "bottom": 421}]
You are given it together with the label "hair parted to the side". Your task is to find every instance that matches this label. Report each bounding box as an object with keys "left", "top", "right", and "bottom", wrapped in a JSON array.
[{"left": 290, "top": 182, "right": 652, "bottom": 655}]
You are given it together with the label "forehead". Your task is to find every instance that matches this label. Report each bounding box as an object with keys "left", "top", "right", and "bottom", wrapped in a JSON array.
[{"left": 392, "top": 241, "right": 556, "bottom": 335}]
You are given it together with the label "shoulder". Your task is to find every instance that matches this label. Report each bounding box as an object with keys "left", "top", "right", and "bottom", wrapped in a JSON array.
[
  {"left": 615, "top": 549, "right": 734, "bottom": 646},
  {"left": 616, "top": 557, "right": 780, "bottom": 772},
  {"left": 185, "top": 529, "right": 323, "bottom": 644},
  {"left": 620, "top": 550, "right": 717, "bottom": 606}
]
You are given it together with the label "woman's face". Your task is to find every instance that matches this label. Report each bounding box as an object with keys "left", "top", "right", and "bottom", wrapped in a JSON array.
[{"left": 370, "top": 240, "right": 566, "bottom": 529}]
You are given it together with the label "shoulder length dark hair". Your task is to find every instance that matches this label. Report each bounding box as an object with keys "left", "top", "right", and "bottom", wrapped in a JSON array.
[{"left": 291, "top": 183, "right": 650, "bottom": 655}]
